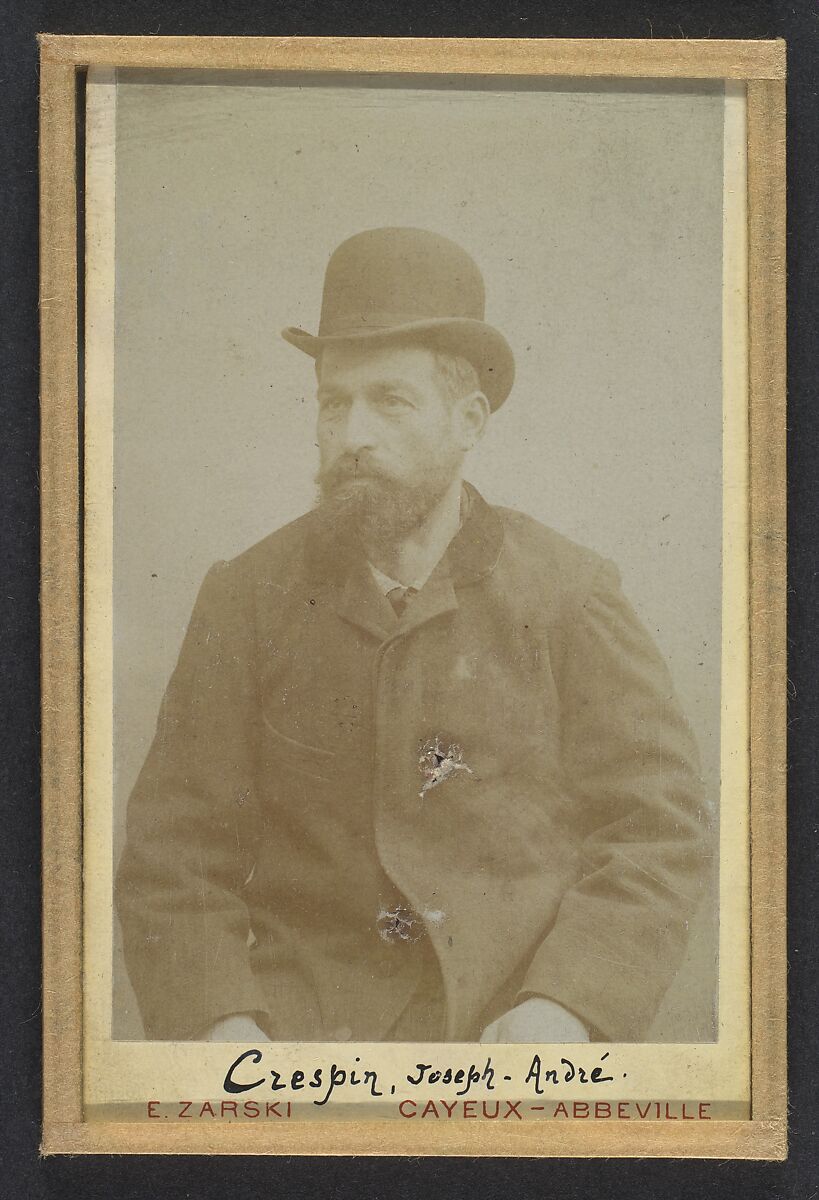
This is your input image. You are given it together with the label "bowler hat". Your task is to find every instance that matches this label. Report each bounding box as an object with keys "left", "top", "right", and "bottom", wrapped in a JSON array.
[{"left": 281, "top": 227, "right": 515, "bottom": 410}]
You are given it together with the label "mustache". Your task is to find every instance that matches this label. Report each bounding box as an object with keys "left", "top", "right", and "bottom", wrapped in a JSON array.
[{"left": 316, "top": 455, "right": 396, "bottom": 491}]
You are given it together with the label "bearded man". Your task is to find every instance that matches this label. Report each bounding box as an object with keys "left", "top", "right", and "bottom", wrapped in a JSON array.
[{"left": 116, "top": 227, "right": 709, "bottom": 1045}]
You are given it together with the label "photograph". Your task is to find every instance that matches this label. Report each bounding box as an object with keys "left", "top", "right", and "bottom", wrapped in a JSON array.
[
  {"left": 37, "top": 35, "right": 787, "bottom": 1157},
  {"left": 104, "top": 70, "right": 723, "bottom": 1049}
]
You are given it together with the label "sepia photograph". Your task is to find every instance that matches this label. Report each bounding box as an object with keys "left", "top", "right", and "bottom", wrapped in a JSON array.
[
  {"left": 37, "top": 35, "right": 786, "bottom": 1157},
  {"left": 105, "top": 70, "right": 723, "bottom": 1050}
]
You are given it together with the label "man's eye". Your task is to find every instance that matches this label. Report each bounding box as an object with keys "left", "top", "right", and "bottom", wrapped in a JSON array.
[{"left": 380, "top": 394, "right": 410, "bottom": 411}]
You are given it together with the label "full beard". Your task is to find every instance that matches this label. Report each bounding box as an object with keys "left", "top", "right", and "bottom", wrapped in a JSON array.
[{"left": 315, "top": 455, "right": 460, "bottom": 554}]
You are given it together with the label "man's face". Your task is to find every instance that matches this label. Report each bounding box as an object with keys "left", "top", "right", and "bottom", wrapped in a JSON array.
[{"left": 314, "top": 340, "right": 472, "bottom": 548}]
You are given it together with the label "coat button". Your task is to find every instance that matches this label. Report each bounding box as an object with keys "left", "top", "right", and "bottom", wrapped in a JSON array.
[{"left": 333, "top": 1025, "right": 353, "bottom": 1042}]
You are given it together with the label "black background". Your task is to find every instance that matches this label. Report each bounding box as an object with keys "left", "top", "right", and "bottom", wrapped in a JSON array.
[{"left": 2, "top": 1, "right": 816, "bottom": 1196}]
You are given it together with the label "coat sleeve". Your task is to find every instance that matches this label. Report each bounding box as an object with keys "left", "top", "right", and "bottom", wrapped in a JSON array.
[
  {"left": 115, "top": 560, "right": 270, "bottom": 1040},
  {"left": 517, "top": 557, "right": 713, "bottom": 1040}
]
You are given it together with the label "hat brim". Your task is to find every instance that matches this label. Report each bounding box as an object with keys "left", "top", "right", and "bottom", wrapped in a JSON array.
[{"left": 281, "top": 317, "right": 514, "bottom": 411}]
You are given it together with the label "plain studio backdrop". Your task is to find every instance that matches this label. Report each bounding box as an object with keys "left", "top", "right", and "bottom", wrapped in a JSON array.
[{"left": 108, "top": 72, "right": 725, "bottom": 1040}]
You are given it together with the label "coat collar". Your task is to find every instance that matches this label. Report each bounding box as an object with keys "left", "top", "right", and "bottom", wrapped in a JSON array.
[
  {"left": 306, "top": 482, "right": 504, "bottom": 641},
  {"left": 446, "top": 481, "right": 505, "bottom": 587}
]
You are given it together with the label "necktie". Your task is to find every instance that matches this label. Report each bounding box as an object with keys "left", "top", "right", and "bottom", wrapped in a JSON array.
[{"left": 386, "top": 585, "right": 418, "bottom": 617}]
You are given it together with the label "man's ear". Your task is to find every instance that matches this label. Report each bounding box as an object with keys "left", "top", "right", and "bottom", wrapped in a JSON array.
[{"left": 455, "top": 391, "right": 491, "bottom": 450}]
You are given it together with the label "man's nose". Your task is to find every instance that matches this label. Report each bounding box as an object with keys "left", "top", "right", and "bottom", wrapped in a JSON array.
[{"left": 342, "top": 398, "right": 378, "bottom": 454}]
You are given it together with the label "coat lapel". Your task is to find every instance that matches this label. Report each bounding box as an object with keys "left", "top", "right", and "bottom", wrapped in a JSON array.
[
  {"left": 396, "top": 569, "right": 458, "bottom": 637},
  {"left": 333, "top": 558, "right": 398, "bottom": 641},
  {"left": 446, "top": 481, "right": 505, "bottom": 587},
  {"left": 331, "top": 558, "right": 460, "bottom": 641}
]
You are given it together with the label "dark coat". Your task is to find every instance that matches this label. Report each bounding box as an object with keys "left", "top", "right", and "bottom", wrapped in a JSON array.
[{"left": 116, "top": 484, "right": 710, "bottom": 1042}]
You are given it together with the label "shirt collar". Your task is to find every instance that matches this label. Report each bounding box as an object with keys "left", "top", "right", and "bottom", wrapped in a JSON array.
[{"left": 369, "top": 562, "right": 420, "bottom": 595}]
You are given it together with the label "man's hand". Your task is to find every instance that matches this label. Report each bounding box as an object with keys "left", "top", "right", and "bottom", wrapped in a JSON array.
[
  {"left": 480, "top": 997, "right": 590, "bottom": 1044},
  {"left": 202, "top": 1012, "right": 271, "bottom": 1042}
]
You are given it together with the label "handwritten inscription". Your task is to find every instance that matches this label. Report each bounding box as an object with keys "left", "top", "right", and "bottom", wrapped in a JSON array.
[
  {"left": 222, "top": 1049, "right": 618, "bottom": 1108},
  {"left": 223, "top": 1048, "right": 382, "bottom": 1107}
]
